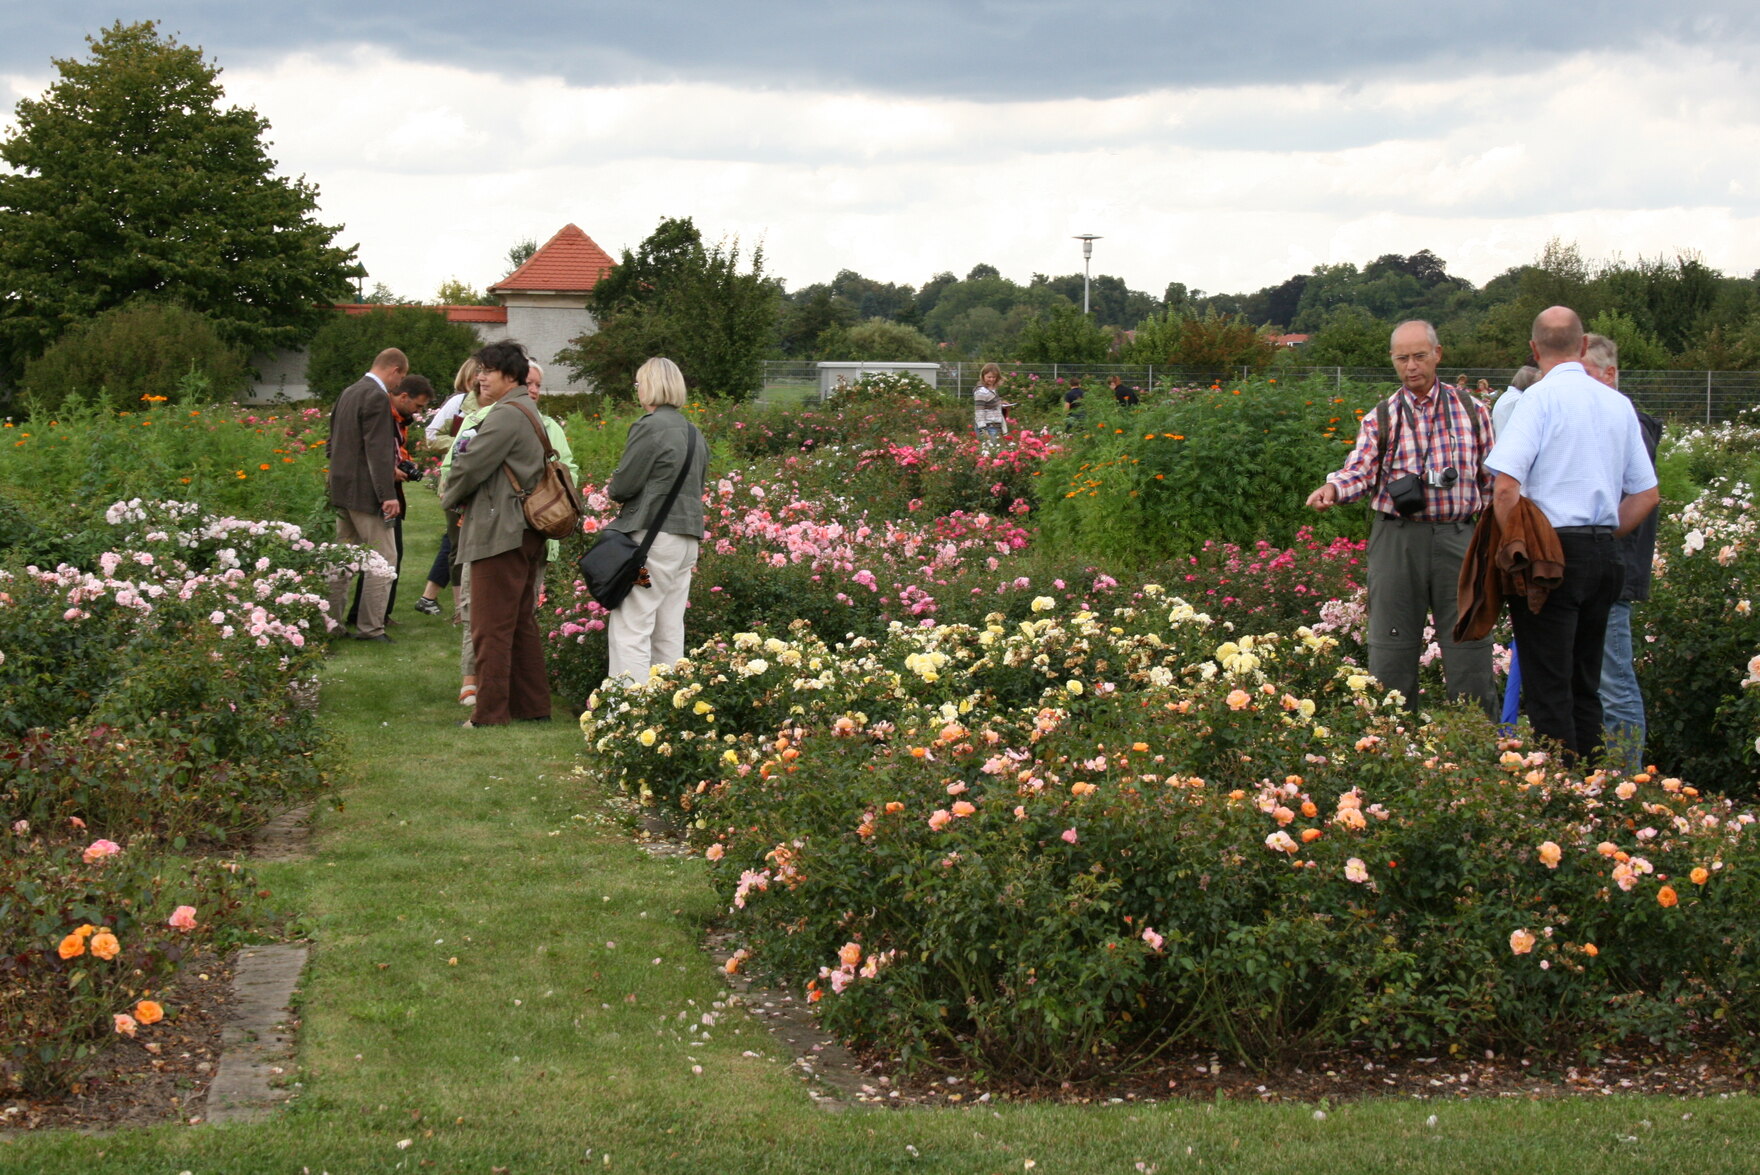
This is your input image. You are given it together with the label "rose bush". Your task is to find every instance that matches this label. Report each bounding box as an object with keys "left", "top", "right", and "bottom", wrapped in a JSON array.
[{"left": 582, "top": 597, "right": 1760, "bottom": 1078}]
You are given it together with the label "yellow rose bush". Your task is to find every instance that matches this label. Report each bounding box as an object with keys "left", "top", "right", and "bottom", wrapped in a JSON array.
[{"left": 586, "top": 598, "right": 1760, "bottom": 1079}]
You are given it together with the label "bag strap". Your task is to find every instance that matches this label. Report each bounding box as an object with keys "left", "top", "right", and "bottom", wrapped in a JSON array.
[
  {"left": 628, "top": 424, "right": 700, "bottom": 567},
  {"left": 497, "top": 396, "right": 560, "bottom": 498},
  {"left": 1370, "top": 392, "right": 1405, "bottom": 502}
]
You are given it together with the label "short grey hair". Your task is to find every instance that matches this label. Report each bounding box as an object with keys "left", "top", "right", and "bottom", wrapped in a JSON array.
[
  {"left": 636, "top": 356, "right": 687, "bottom": 409},
  {"left": 1390, "top": 320, "right": 1439, "bottom": 349},
  {"left": 1510, "top": 364, "right": 1541, "bottom": 391},
  {"left": 1584, "top": 333, "right": 1618, "bottom": 371}
]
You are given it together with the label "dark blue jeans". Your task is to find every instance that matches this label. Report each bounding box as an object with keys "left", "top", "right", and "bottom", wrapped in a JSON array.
[{"left": 1508, "top": 531, "right": 1624, "bottom": 762}]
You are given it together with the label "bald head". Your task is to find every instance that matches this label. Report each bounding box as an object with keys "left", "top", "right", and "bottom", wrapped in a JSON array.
[
  {"left": 1530, "top": 306, "right": 1586, "bottom": 370},
  {"left": 371, "top": 347, "right": 410, "bottom": 393}
]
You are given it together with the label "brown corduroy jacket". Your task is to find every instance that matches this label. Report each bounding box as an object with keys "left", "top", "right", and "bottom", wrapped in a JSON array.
[{"left": 1454, "top": 497, "right": 1566, "bottom": 643}]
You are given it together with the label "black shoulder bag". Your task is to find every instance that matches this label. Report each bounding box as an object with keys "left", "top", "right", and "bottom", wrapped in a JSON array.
[{"left": 577, "top": 426, "right": 699, "bottom": 611}]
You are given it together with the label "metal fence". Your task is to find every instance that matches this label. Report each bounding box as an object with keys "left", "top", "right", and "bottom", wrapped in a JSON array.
[{"left": 759, "top": 361, "right": 1760, "bottom": 424}]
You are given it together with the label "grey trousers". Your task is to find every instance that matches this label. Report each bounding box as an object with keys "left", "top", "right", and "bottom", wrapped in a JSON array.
[{"left": 1365, "top": 513, "right": 1495, "bottom": 715}]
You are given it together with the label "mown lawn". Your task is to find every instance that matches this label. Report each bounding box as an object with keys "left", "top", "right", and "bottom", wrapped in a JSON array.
[{"left": 6, "top": 491, "right": 1760, "bottom": 1173}]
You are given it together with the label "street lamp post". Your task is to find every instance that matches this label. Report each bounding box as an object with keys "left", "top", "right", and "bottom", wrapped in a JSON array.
[{"left": 1073, "top": 234, "right": 1102, "bottom": 315}]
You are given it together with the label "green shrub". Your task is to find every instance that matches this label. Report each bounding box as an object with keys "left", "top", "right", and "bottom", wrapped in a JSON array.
[
  {"left": 0, "top": 396, "right": 332, "bottom": 529},
  {"left": 1033, "top": 376, "right": 1377, "bottom": 567},
  {"left": 18, "top": 302, "right": 249, "bottom": 414},
  {"left": 303, "top": 305, "right": 481, "bottom": 404},
  {"left": 1639, "top": 478, "right": 1760, "bottom": 793}
]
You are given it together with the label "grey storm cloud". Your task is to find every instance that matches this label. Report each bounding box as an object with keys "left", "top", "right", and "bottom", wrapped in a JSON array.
[{"left": 4, "top": 1, "right": 1758, "bottom": 98}]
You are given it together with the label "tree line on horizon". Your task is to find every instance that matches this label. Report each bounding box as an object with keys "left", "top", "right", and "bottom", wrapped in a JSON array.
[
  {"left": 770, "top": 242, "right": 1760, "bottom": 372},
  {"left": 5, "top": 22, "right": 1759, "bottom": 416}
]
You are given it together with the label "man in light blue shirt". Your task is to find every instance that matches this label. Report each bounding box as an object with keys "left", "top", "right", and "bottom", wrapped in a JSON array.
[{"left": 1484, "top": 306, "right": 1658, "bottom": 762}]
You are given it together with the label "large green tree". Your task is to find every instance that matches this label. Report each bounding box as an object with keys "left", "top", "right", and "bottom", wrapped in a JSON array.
[
  {"left": 564, "top": 217, "right": 778, "bottom": 400},
  {"left": 0, "top": 21, "right": 359, "bottom": 382}
]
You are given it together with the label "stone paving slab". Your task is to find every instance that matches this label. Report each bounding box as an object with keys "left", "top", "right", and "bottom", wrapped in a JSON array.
[{"left": 202, "top": 945, "right": 307, "bottom": 1125}]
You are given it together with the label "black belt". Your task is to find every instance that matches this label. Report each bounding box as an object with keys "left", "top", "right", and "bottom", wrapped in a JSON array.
[
  {"left": 1378, "top": 512, "right": 1476, "bottom": 525},
  {"left": 1555, "top": 525, "right": 1615, "bottom": 536}
]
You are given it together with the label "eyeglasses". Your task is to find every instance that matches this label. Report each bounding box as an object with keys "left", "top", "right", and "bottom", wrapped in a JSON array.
[{"left": 1391, "top": 351, "right": 1435, "bottom": 365}]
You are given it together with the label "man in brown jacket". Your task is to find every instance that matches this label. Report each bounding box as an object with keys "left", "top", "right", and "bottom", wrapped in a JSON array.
[{"left": 325, "top": 347, "right": 408, "bottom": 641}]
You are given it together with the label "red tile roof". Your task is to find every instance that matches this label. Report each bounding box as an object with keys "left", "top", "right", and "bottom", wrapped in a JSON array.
[
  {"left": 336, "top": 303, "right": 508, "bottom": 325},
  {"left": 491, "top": 223, "right": 617, "bottom": 293}
]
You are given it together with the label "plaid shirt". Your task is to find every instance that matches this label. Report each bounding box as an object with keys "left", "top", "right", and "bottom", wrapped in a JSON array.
[{"left": 1327, "top": 382, "right": 1493, "bottom": 520}]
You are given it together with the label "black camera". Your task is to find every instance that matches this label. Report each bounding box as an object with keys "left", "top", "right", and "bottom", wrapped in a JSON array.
[
  {"left": 1386, "top": 473, "right": 1426, "bottom": 516},
  {"left": 397, "top": 457, "right": 423, "bottom": 483}
]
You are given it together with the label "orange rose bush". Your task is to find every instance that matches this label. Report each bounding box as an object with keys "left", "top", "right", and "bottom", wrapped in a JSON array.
[{"left": 584, "top": 596, "right": 1760, "bottom": 1080}]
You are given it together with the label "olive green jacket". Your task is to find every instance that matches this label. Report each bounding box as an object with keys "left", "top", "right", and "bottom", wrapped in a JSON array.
[
  {"left": 440, "top": 388, "right": 548, "bottom": 562},
  {"left": 606, "top": 406, "right": 708, "bottom": 537}
]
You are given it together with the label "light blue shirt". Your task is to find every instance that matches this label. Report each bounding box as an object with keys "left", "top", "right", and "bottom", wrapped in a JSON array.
[
  {"left": 1484, "top": 362, "right": 1656, "bottom": 528},
  {"left": 1490, "top": 387, "right": 1523, "bottom": 436}
]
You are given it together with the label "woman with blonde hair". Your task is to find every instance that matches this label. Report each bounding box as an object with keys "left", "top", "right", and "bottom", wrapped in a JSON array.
[
  {"left": 604, "top": 357, "right": 709, "bottom": 686},
  {"left": 973, "top": 362, "right": 1005, "bottom": 441}
]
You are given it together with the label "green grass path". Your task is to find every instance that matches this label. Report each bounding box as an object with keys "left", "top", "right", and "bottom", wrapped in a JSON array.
[{"left": 6, "top": 492, "right": 1760, "bottom": 1173}]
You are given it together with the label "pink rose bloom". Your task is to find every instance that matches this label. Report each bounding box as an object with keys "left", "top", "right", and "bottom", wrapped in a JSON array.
[
  {"left": 168, "top": 905, "right": 198, "bottom": 932},
  {"left": 82, "top": 839, "right": 122, "bottom": 864},
  {"left": 951, "top": 801, "right": 976, "bottom": 818},
  {"left": 1141, "top": 927, "right": 1164, "bottom": 952},
  {"left": 1509, "top": 928, "right": 1536, "bottom": 955},
  {"left": 1060, "top": 828, "right": 1079, "bottom": 844},
  {"left": 704, "top": 844, "right": 725, "bottom": 861},
  {"left": 1537, "top": 841, "right": 1562, "bottom": 869},
  {"left": 113, "top": 1013, "right": 138, "bottom": 1037},
  {"left": 928, "top": 809, "right": 952, "bottom": 831}
]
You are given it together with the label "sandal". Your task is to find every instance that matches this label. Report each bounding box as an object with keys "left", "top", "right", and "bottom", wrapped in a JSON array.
[{"left": 458, "top": 684, "right": 478, "bottom": 706}]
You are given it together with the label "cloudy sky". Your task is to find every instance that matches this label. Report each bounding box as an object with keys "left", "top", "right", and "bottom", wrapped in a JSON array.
[{"left": 4, "top": 2, "right": 1759, "bottom": 303}]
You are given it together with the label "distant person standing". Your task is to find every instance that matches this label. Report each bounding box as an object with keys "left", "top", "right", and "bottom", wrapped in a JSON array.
[
  {"left": 973, "top": 363, "right": 1006, "bottom": 441},
  {"left": 1063, "top": 377, "right": 1086, "bottom": 432},
  {"left": 1581, "top": 333, "right": 1661, "bottom": 770},
  {"left": 1109, "top": 374, "right": 1139, "bottom": 407},
  {"left": 1491, "top": 365, "right": 1540, "bottom": 436},
  {"left": 1485, "top": 307, "right": 1658, "bottom": 761},
  {"left": 324, "top": 347, "right": 408, "bottom": 642}
]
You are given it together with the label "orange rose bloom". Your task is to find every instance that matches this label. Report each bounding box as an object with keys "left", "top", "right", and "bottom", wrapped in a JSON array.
[
  {"left": 1657, "top": 886, "right": 1679, "bottom": 908},
  {"left": 1583, "top": 943, "right": 1599, "bottom": 957},
  {"left": 1690, "top": 867, "right": 1710, "bottom": 886},
  {"left": 58, "top": 933, "right": 86, "bottom": 959},
  {"left": 89, "top": 930, "right": 121, "bottom": 960},
  {"left": 134, "top": 1000, "right": 164, "bottom": 1025}
]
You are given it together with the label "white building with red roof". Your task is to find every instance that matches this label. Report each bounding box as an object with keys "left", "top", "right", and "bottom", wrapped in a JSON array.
[
  {"left": 490, "top": 224, "right": 617, "bottom": 393},
  {"left": 246, "top": 223, "right": 614, "bottom": 400}
]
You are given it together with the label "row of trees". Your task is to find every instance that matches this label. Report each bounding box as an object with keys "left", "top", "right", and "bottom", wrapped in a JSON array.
[
  {"left": 7, "top": 24, "right": 1760, "bottom": 413},
  {"left": 772, "top": 244, "right": 1760, "bottom": 370}
]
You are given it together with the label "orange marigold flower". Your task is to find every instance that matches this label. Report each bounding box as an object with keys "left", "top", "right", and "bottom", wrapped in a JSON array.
[
  {"left": 1657, "top": 885, "right": 1678, "bottom": 908},
  {"left": 89, "top": 930, "right": 121, "bottom": 960},
  {"left": 58, "top": 933, "right": 86, "bottom": 959},
  {"left": 1690, "top": 866, "right": 1710, "bottom": 886},
  {"left": 134, "top": 1000, "right": 163, "bottom": 1025}
]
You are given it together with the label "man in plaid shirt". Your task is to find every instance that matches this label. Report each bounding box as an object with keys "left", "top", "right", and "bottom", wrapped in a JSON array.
[{"left": 1306, "top": 319, "right": 1496, "bottom": 715}]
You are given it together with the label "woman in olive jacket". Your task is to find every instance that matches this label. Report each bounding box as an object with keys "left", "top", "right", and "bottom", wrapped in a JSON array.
[
  {"left": 605, "top": 356, "right": 709, "bottom": 686},
  {"left": 440, "top": 341, "right": 551, "bottom": 726}
]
